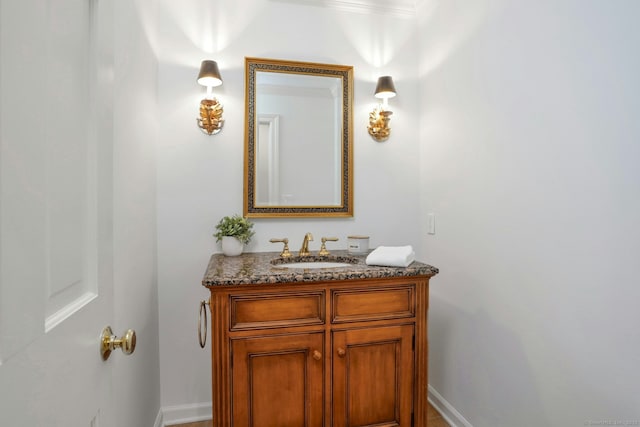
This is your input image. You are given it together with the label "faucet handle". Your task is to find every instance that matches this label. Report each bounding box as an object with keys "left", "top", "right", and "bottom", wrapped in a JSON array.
[
  {"left": 318, "top": 237, "right": 339, "bottom": 256},
  {"left": 270, "top": 238, "right": 292, "bottom": 258}
]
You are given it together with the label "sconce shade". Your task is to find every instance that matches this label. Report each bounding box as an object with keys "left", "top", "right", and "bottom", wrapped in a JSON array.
[
  {"left": 197, "top": 60, "right": 223, "bottom": 87},
  {"left": 369, "top": 75, "right": 396, "bottom": 141},
  {"left": 374, "top": 76, "right": 396, "bottom": 99}
]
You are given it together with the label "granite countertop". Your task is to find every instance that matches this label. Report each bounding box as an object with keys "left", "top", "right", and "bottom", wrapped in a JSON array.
[{"left": 202, "top": 250, "right": 439, "bottom": 287}]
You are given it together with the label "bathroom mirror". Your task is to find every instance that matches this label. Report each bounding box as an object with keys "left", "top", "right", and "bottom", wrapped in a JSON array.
[{"left": 244, "top": 57, "right": 353, "bottom": 217}]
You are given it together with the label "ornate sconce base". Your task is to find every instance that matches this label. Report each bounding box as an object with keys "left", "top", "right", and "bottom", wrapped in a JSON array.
[
  {"left": 197, "top": 98, "right": 224, "bottom": 135},
  {"left": 367, "top": 106, "right": 393, "bottom": 142}
]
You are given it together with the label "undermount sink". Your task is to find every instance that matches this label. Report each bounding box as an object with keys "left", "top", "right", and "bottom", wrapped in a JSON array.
[
  {"left": 270, "top": 255, "right": 358, "bottom": 270},
  {"left": 276, "top": 261, "right": 353, "bottom": 269}
]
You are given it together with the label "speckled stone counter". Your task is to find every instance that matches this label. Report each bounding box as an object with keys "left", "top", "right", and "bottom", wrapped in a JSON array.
[{"left": 202, "top": 250, "right": 439, "bottom": 287}]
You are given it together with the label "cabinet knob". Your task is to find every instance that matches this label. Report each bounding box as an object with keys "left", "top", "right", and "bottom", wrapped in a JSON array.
[
  {"left": 312, "top": 350, "right": 322, "bottom": 361},
  {"left": 337, "top": 347, "right": 346, "bottom": 357}
]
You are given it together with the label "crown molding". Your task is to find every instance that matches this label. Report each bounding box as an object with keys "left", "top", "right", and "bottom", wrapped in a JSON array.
[{"left": 270, "top": 0, "right": 417, "bottom": 17}]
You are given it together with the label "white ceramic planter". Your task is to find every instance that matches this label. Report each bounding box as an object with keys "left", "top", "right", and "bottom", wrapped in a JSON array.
[{"left": 221, "top": 236, "right": 244, "bottom": 256}]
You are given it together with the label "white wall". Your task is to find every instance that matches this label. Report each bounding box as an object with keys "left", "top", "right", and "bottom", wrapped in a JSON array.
[
  {"left": 155, "top": 0, "right": 422, "bottom": 414},
  {"left": 112, "top": 0, "right": 161, "bottom": 426},
  {"left": 419, "top": 1, "right": 640, "bottom": 426}
]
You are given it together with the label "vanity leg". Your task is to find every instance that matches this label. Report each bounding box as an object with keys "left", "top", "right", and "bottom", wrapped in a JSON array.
[
  {"left": 210, "top": 292, "right": 232, "bottom": 427},
  {"left": 414, "top": 279, "right": 430, "bottom": 427}
]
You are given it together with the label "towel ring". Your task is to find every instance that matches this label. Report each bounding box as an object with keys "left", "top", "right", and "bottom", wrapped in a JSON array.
[{"left": 198, "top": 299, "right": 210, "bottom": 348}]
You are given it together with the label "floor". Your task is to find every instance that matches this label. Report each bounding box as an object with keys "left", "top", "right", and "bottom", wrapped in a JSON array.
[
  {"left": 169, "top": 402, "right": 451, "bottom": 426},
  {"left": 426, "top": 401, "right": 452, "bottom": 427}
]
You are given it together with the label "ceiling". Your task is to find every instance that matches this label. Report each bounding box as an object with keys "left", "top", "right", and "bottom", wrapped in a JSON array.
[{"left": 269, "top": 0, "right": 419, "bottom": 17}]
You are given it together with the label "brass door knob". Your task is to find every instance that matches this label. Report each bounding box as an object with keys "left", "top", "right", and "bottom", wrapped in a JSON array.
[
  {"left": 337, "top": 347, "right": 346, "bottom": 357},
  {"left": 101, "top": 326, "right": 136, "bottom": 361}
]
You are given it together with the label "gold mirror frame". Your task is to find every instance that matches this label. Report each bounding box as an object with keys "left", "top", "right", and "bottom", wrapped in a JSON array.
[{"left": 244, "top": 57, "right": 353, "bottom": 218}]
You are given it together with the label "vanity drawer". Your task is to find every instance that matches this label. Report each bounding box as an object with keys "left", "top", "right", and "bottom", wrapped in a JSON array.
[
  {"left": 230, "top": 291, "right": 325, "bottom": 331},
  {"left": 331, "top": 285, "right": 415, "bottom": 323}
]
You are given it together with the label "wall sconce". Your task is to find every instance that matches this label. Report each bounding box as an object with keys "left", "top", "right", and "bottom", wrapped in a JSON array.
[
  {"left": 367, "top": 76, "right": 396, "bottom": 142},
  {"left": 196, "top": 60, "right": 224, "bottom": 135}
]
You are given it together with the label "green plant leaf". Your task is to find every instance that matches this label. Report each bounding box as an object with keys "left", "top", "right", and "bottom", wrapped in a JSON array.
[{"left": 213, "top": 214, "right": 255, "bottom": 244}]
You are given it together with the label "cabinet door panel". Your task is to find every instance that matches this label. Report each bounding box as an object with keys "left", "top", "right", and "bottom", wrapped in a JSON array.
[
  {"left": 232, "top": 333, "right": 324, "bottom": 427},
  {"left": 332, "top": 286, "right": 415, "bottom": 323},
  {"left": 230, "top": 291, "right": 325, "bottom": 330},
  {"left": 333, "top": 325, "right": 414, "bottom": 427}
]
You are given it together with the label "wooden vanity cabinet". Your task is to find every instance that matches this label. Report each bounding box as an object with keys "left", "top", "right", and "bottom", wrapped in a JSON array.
[
  {"left": 231, "top": 332, "right": 325, "bottom": 426},
  {"left": 206, "top": 276, "right": 431, "bottom": 427},
  {"left": 332, "top": 324, "right": 415, "bottom": 427}
]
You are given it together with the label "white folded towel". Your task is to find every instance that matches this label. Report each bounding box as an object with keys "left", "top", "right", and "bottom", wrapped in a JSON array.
[{"left": 365, "top": 245, "right": 415, "bottom": 267}]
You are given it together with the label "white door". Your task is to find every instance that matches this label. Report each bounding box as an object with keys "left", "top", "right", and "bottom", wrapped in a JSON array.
[{"left": 0, "top": 0, "right": 118, "bottom": 425}]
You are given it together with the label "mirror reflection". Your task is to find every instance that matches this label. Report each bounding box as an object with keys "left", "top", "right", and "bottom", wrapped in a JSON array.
[
  {"left": 244, "top": 58, "right": 353, "bottom": 217},
  {"left": 255, "top": 72, "right": 341, "bottom": 206}
]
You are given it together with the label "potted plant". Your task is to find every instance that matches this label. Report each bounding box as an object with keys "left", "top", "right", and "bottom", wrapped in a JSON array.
[{"left": 214, "top": 214, "right": 255, "bottom": 256}]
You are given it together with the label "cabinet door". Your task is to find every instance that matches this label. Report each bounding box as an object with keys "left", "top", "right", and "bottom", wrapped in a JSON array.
[
  {"left": 232, "top": 332, "right": 324, "bottom": 427},
  {"left": 332, "top": 325, "right": 414, "bottom": 427}
]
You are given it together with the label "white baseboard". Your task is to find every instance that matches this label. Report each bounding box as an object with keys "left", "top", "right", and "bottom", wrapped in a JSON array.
[
  {"left": 428, "top": 384, "right": 473, "bottom": 427},
  {"left": 156, "top": 390, "right": 464, "bottom": 427},
  {"left": 159, "top": 402, "right": 212, "bottom": 426},
  {"left": 153, "top": 409, "right": 163, "bottom": 427}
]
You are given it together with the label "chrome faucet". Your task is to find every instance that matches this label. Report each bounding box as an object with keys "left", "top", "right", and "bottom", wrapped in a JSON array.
[{"left": 299, "top": 232, "right": 314, "bottom": 256}]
